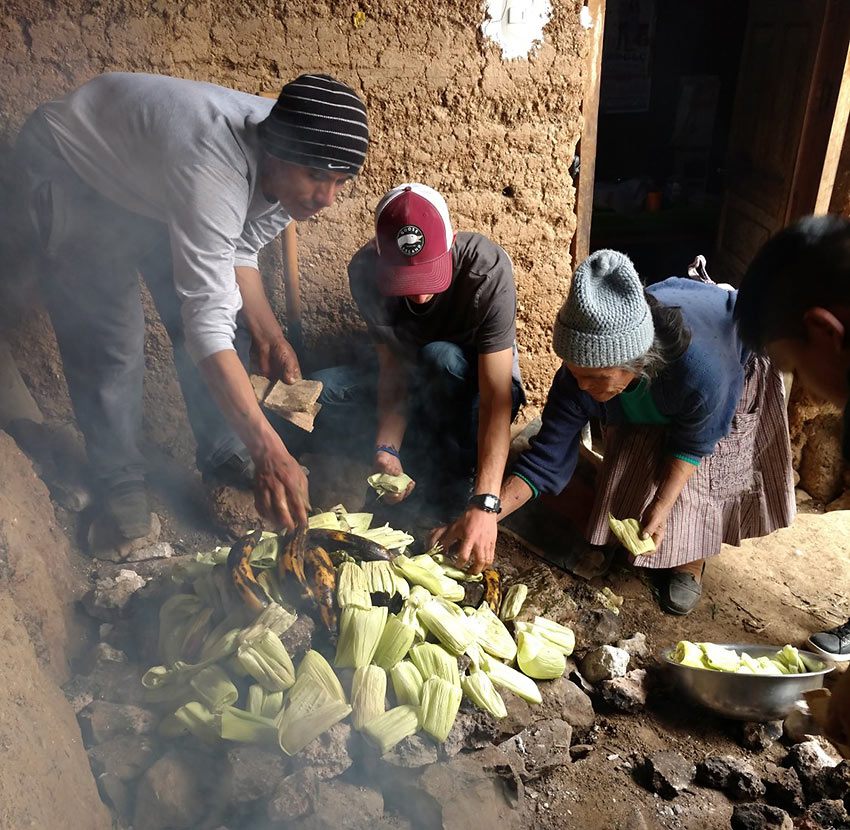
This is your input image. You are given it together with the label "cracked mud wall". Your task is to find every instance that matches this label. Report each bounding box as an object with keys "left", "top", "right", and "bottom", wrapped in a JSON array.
[{"left": 0, "top": 0, "right": 588, "bottom": 454}]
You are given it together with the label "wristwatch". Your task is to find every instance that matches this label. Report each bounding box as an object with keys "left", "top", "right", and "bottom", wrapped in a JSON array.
[{"left": 468, "top": 493, "right": 502, "bottom": 514}]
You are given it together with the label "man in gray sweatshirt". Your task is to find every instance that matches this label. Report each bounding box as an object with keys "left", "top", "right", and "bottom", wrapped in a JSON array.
[{"left": 16, "top": 72, "right": 369, "bottom": 538}]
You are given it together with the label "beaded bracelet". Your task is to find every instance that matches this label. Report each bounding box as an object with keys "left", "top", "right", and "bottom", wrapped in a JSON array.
[{"left": 375, "top": 444, "right": 401, "bottom": 460}]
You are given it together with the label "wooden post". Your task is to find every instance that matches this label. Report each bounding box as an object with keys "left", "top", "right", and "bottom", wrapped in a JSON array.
[
  {"left": 571, "top": 0, "right": 606, "bottom": 268},
  {"left": 786, "top": 0, "right": 850, "bottom": 222},
  {"left": 281, "top": 222, "right": 303, "bottom": 355}
]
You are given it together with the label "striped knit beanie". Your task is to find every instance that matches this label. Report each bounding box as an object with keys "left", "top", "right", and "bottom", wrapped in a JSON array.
[
  {"left": 552, "top": 250, "right": 654, "bottom": 367},
  {"left": 259, "top": 74, "right": 369, "bottom": 175}
]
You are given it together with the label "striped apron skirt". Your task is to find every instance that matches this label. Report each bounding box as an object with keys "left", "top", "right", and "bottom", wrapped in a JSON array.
[{"left": 585, "top": 354, "right": 796, "bottom": 569}]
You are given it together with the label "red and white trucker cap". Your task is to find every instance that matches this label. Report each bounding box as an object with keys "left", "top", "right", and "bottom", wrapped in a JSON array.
[{"left": 374, "top": 183, "right": 454, "bottom": 296}]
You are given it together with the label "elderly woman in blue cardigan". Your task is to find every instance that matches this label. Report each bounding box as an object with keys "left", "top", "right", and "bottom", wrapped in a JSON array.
[{"left": 493, "top": 250, "right": 795, "bottom": 615}]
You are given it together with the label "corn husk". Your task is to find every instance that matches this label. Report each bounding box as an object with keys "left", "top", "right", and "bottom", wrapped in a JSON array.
[
  {"left": 276, "top": 676, "right": 352, "bottom": 755},
  {"left": 351, "top": 665, "right": 387, "bottom": 730},
  {"left": 170, "top": 700, "right": 220, "bottom": 745},
  {"left": 408, "top": 554, "right": 465, "bottom": 600},
  {"left": 221, "top": 706, "right": 278, "bottom": 743},
  {"left": 192, "top": 571, "right": 223, "bottom": 618},
  {"left": 247, "top": 684, "right": 284, "bottom": 718},
  {"left": 362, "top": 560, "right": 410, "bottom": 598},
  {"left": 418, "top": 597, "right": 476, "bottom": 654},
  {"left": 256, "top": 570, "right": 285, "bottom": 606},
  {"left": 462, "top": 665, "right": 507, "bottom": 718},
  {"left": 337, "top": 562, "right": 372, "bottom": 609},
  {"left": 297, "top": 650, "right": 347, "bottom": 703},
  {"left": 249, "top": 533, "right": 282, "bottom": 569},
  {"left": 608, "top": 512, "right": 656, "bottom": 555},
  {"left": 432, "top": 553, "right": 483, "bottom": 582},
  {"left": 485, "top": 658, "right": 542, "bottom": 704},
  {"left": 516, "top": 630, "right": 566, "bottom": 680},
  {"left": 308, "top": 510, "right": 346, "bottom": 530},
  {"left": 158, "top": 594, "right": 205, "bottom": 666},
  {"left": 340, "top": 512, "right": 373, "bottom": 534},
  {"left": 390, "top": 661, "right": 425, "bottom": 706},
  {"left": 467, "top": 605, "right": 516, "bottom": 661},
  {"left": 529, "top": 616, "right": 576, "bottom": 656},
  {"left": 392, "top": 554, "right": 444, "bottom": 595},
  {"left": 334, "top": 605, "right": 388, "bottom": 668},
  {"left": 189, "top": 664, "right": 239, "bottom": 712},
  {"left": 358, "top": 524, "right": 414, "bottom": 552},
  {"left": 362, "top": 704, "right": 420, "bottom": 754},
  {"left": 420, "top": 676, "right": 462, "bottom": 742},
  {"left": 238, "top": 602, "right": 297, "bottom": 640},
  {"left": 237, "top": 629, "right": 296, "bottom": 692},
  {"left": 367, "top": 472, "right": 414, "bottom": 497},
  {"left": 499, "top": 584, "right": 528, "bottom": 621},
  {"left": 409, "top": 643, "right": 460, "bottom": 686},
  {"left": 373, "top": 612, "right": 417, "bottom": 670}
]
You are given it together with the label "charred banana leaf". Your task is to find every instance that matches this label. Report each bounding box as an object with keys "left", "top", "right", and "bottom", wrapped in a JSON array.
[
  {"left": 306, "top": 528, "right": 395, "bottom": 562},
  {"left": 482, "top": 569, "right": 501, "bottom": 614},
  {"left": 227, "top": 529, "right": 269, "bottom": 614}
]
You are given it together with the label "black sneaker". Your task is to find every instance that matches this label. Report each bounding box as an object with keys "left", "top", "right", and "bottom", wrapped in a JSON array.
[
  {"left": 203, "top": 454, "right": 256, "bottom": 490},
  {"left": 104, "top": 481, "right": 151, "bottom": 540},
  {"left": 808, "top": 619, "right": 850, "bottom": 662}
]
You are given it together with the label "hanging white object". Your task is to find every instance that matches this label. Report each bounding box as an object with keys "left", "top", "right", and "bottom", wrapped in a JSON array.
[{"left": 481, "top": 0, "right": 553, "bottom": 61}]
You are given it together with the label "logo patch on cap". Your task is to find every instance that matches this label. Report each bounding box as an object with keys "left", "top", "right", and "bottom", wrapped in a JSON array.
[{"left": 396, "top": 225, "right": 425, "bottom": 257}]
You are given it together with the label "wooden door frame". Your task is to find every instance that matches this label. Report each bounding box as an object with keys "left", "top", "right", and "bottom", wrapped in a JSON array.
[
  {"left": 786, "top": 0, "right": 850, "bottom": 221},
  {"left": 571, "top": 0, "right": 606, "bottom": 268}
]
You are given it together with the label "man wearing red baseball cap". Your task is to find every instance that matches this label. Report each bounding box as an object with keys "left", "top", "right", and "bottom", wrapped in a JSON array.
[{"left": 313, "top": 183, "right": 525, "bottom": 573}]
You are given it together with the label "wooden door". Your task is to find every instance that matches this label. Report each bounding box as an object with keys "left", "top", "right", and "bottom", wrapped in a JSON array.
[{"left": 714, "top": 0, "right": 850, "bottom": 284}]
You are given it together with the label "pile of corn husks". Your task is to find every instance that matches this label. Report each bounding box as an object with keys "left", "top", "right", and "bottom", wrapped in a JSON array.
[{"left": 142, "top": 507, "right": 576, "bottom": 757}]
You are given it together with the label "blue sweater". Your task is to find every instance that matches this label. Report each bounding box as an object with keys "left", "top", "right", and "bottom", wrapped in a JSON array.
[{"left": 512, "top": 278, "right": 749, "bottom": 496}]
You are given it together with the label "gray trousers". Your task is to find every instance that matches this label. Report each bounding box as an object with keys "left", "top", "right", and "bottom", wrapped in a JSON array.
[{"left": 15, "top": 110, "right": 249, "bottom": 490}]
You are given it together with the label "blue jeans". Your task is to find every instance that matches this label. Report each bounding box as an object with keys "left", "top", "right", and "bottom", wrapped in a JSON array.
[{"left": 311, "top": 342, "right": 525, "bottom": 481}]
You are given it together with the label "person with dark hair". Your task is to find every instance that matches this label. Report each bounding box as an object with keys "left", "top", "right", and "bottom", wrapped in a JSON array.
[
  {"left": 15, "top": 72, "right": 369, "bottom": 538},
  {"left": 493, "top": 250, "right": 795, "bottom": 615},
  {"left": 736, "top": 214, "right": 850, "bottom": 660}
]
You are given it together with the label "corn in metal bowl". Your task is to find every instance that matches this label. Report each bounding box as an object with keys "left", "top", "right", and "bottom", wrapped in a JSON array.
[{"left": 659, "top": 643, "right": 834, "bottom": 722}]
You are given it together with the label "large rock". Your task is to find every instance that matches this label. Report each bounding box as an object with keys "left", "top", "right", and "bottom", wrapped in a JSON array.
[
  {"left": 383, "top": 747, "right": 519, "bottom": 830},
  {"left": 268, "top": 768, "right": 318, "bottom": 823},
  {"left": 380, "top": 734, "right": 439, "bottom": 769},
  {"left": 784, "top": 740, "right": 839, "bottom": 800},
  {"left": 640, "top": 751, "right": 696, "bottom": 799},
  {"left": 297, "top": 780, "right": 384, "bottom": 830},
  {"left": 538, "top": 674, "right": 595, "bottom": 737},
  {"left": 801, "top": 799, "right": 849, "bottom": 828},
  {"left": 87, "top": 734, "right": 160, "bottom": 781},
  {"left": 762, "top": 764, "right": 806, "bottom": 815},
  {"left": 440, "top": 705, "right": 501, "bottom": 758},
  {"left": 223, "top": 745, "right": 290, "bottom": 803},
  {"left": 740, "top": 720, "right": 783, "bottom": 752},
  {"left": 616, "top": 632, "right": 649, "bottom": 660},
  {"left": 599, "top": 669, "right": 647, "bottom": 713},
  {"left": 82, "top": 569, "right": 147, "bottom": 621},
  {"left": 570, "top": 609, "right": 623, "bottom": 650},
  {"left": 730, "top": 803, "right": 793, "bottom": 830},
  {"left": 133, "top": 751, "right": 207, "bottom": 830},
  {"left": 697, "top": 755, "right": 766, "bottom": 800},
  {"left": 290, "top": 722, "right": 354, "bottom": 780},
  {"left": 579, "top": 645, "right": 630, "bottom": 684},
  {"left": 78, "top": 700, "right": 158, "bottom": 745}
]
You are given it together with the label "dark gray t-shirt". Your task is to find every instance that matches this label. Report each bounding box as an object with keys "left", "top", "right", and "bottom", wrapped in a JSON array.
[{"left": 348, "top": 231, "right": 521, "bottom": 383}]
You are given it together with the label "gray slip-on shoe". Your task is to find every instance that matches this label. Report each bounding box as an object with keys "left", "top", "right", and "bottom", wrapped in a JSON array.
[{"left": 660, "top": 568, "right": 704, "bottom": 616}]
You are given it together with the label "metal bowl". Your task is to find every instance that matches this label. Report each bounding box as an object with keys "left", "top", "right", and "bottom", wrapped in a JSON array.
[{"left": 659, "top": 643, "right": 834, "bottom": 722}]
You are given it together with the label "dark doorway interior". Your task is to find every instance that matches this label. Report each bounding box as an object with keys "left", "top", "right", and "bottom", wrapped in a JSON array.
[{"left": 589, "top": 0, "right": 749, "bottom": 283}]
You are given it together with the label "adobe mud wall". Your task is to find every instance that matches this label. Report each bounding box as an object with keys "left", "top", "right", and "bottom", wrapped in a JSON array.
[{"left": 0, "top": 0, "right": 589, "bottom": 455}]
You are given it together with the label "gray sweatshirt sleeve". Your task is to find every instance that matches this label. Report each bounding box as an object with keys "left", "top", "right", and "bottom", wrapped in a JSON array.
[
  {"left": 165, "top": 162, "right": 252, "bottom": 364},
  {"left": 235, "top": 210, "right": 291, "bottom": 269}
]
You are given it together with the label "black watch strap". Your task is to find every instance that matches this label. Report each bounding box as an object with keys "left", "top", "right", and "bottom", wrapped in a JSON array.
[{"left": 468, "top": 493, "right": 502, "bottom": 514}]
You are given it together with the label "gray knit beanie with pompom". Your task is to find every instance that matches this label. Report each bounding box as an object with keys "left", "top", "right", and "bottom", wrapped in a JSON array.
[{"left": 552, "top": 250, "right": 654, "bottom": 367}]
